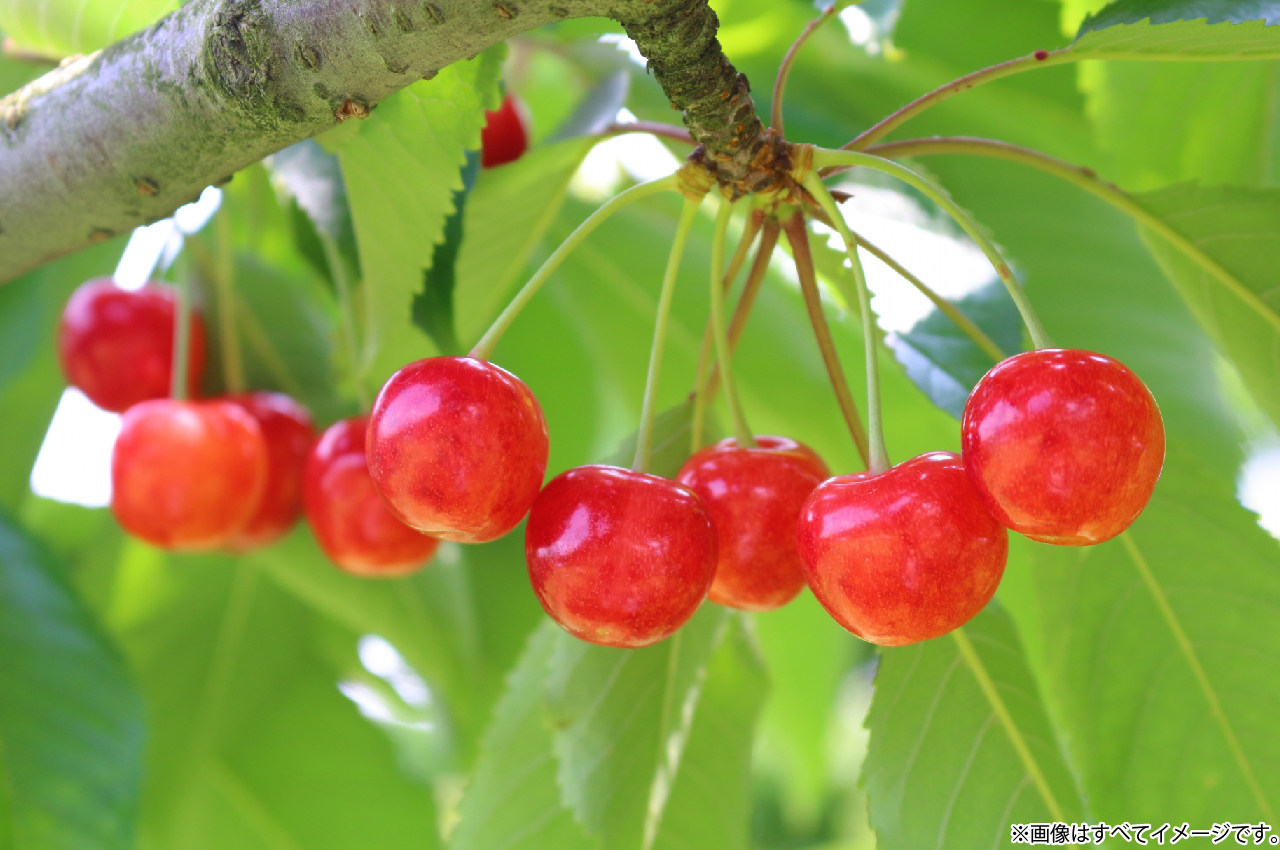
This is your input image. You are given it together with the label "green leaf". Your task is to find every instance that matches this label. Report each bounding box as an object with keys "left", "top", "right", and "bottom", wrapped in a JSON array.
[
  {"left": 265, "top": 139, "right": 359, "bottom": 282},
  {"left": 0, "top": 509, "right": 144, "bottom": 850},
  {"left": 333, "top": 47, "right": 502, "bottom": 386},
  {"left": 448, "top": 622, "right": 600, "bottom": 850},
  {"left": 863, "top": 604, "right": 1085, "bottom": 849},
  {"left": 413, "top": 151, "right": 480, "bottom": 356},
  {"left": 1131, "top": 183, "right": 1280, "bottom": 431},
  {"left": 1072, "top": 12, "right": 1280, "bottom": 58},
  {"left": 453, "top": 137, "right": 595, "bottom": 347},
  {"left": 888, "top": 280, "right": 1021, "bottom": 419},
  {"left": 545, "top": 605, "right": 730, "bottom": 850},
  {"left": 1009, "top": 447, "right": 1280, "bottom": 825},
  {"left": 0, "top": 0, "right": 175, "bottom": 57}
]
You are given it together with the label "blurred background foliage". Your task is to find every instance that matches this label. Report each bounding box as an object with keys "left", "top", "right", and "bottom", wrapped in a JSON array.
[{"left": 1, "top": 0, "right": 1278, "bottom": 847}]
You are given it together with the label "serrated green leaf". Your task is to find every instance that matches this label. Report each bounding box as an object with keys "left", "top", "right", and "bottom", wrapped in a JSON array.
[
  {"left": 1131, "top": 183, "right": 1280, "bottom": 431},
  {"left": 0, "top": 0, "right": 175, "bottom": 58},
  {"left": 0, "top": 510, "right": 144, "bottom": 850},
  {"left": 334, "top": 48, "right": 501, "bottom": 387},
  {"left": 864, "top": 604, "right": 1085, "bottom": 849},
  {"left": 448, "top": 622, "right": 600, "bottom": 850},
  {"left": 265, "top": 139, "right": 359, "bottom": 281},
  {"left": 413, "top": 151, "right": 480, "bottom": 356},
  {"left": 1072, "top": 12, "right": 1280, "bottom": 57},
  {"left": 546, "top": 605, "right": 730, "bottom": 850},
  {"left": 1015, "top": 446, "right": 1280, "bottom": 824},
  {"left": 889, "top": 280, "right": 1021, "bottom": 419}
]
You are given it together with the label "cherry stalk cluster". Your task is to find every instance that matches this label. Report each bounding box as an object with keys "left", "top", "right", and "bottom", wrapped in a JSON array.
[{"left": 67, "top": 20, "right": 1170, "bottom": 651}]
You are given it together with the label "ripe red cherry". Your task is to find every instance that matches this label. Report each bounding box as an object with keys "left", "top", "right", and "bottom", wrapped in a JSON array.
[
  {"left": 304, "top": 417, "right": 439, "bottom": 578},
  {"left": 366, "top": 357, "right": 549, "bottom": 544},
  {"left": 58, "top": 278, "right": 206, "bottom": 412},
  {"left": 961, "top": 348, "right": 1165, "bottom": 545},
  {"left": 796, "top": 452, "right": 1007, "bottom": 646},
  {"left": 223, "top": 392, "right": 315, "bottom": 550},
  {"left": 111, "top": 399, "right": 268, "bottom": 549},
  {"left": 480, "top": 94, "right": 529, "bottom": 168},
  {"left": 676, "top": 435, "right": 829, "bottom": 611},
  {"left": 525, "top": 465, "right": 717, "bottom": 648}
]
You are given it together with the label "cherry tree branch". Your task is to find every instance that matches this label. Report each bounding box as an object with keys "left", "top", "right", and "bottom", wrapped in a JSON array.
[{"left": 0, "top": 0, "right": 762, "bottom": 283}]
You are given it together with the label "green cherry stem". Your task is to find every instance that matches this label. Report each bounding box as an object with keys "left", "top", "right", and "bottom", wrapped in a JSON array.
[
  {"left": 806, "top": 206, "right": 1006, "bottom": 362},
  {"left": 782, "top": 211, "right": 871, "bottom": 469},
  {"left": 212, "top": 211, "right": 246, "bottom": 392},
  {"left": 691, "top": 208, "right": 763, "bottom": 451},
  {"left": 865, "top": 136, "right": 1280, "bottom": 336},
  {"left": 709, "top": 196, "right": 756, "bottom": 449},
  {"left": 801, "top": 172, "right": 890, "bottom": 474},
  {"left": 633, "top": 193, "right": 704, "bottom": 473},
  {"left": 811, "top": 146, "right": 1052, "bottom": 350},
  {"left": 471, "top": 174, "right": 678, "bottom": 361},
  {"left": 169, "top": 249, "right": 194, "bottom": 402},
  {"left": 321, "top": 232, "right": 370, "bottom": 410}
]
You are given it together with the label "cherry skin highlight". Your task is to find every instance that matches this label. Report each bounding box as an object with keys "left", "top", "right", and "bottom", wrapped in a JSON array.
[
  {"left": 366, "top": 357, "right": 549, "bottom": 544},
  {"left": 796, "top": 452, "right": 1007, "bottom": 646},
  {"left": 525, "top": 465, "right": 717, "bottom": 648},
  {"left": 224, "top": 392, "right": 316, "bottom": 550},
  {"left": 480, "top": 94, "right": 529, "bottom": 168},
  {"left": 676, "top": 435, "right": 828, "bottom": 611},
  {"left": 961, "top": 348, "right": 1165, "bottom": 545},
  {"left": 111, "top": 399, "right": 268, "bottom": 549},
  {"left": 58, "top": 278, "right": 206, "bottom": 412},
  {"left": 305, "top": 417, "right": 439, "bottom": 578}
]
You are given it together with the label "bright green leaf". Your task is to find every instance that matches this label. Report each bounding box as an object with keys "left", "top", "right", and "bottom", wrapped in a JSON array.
[
  {"left": 1072, "top": 13, "right": 1280, "bottom": 57},
  {"left": 863, "top": 604, "right": 1085, "bottom": 849},
  {"left": 0, "top": 0, "right": 175, "bottom": 57},
  {"left": 1132, "top": 183, "right": 1280, "bottom": 431},
  {"left": 0, "top": 510, "right": 144, "bottom": 850}
]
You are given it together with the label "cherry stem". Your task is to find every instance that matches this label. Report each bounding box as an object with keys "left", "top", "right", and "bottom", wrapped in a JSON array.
[
  {"left": 771, "top": 1, "right": 842, "bottom": 138},
  {"left": 169, "top": 251, "right": 194, "bottom": 402},
  {"left": 691, "top": 209, "right": 763, "bottom": 451},
  {"left": 709, "top": 196, "right": 755, "bottom": 449},
  {"left": 840, "top": 49, "right": 1072, "bottom": 154},
  {"left": 602, "top": 121, "right": 695, "bottom": 147},
  {"left": 782, "top": 212, "right": 871, "bottom": 469},
  {"left": 320, "top": 232, "right": 370, "bottom": 410},
  {"left": 811, "top": 147, "right": 1052, "bottom": 350},
  {"left": 212, "top": 211, "right": 246, "bottom": 393},
  {"left": 801, "top": 173, "right": 889, "bottom": 474},
  {"left": 471, "top": 174, "right": 678, "bottom": 362},
  {"left": 865, "top": 136, "right": 1280, "bottom": 336},
  {"left": 633, "top": 194, "right": 703, "bottom": 473},
  {"left": 806, "top": 206, "right": 1007, "bottom": 363}
]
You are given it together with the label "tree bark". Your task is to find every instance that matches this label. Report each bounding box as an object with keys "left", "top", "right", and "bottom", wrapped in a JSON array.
[{"left": 0, "top": 0, "right": 763, "bottom": 283}]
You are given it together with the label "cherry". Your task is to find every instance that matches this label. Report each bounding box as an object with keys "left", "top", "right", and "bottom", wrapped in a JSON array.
[
  {"left": 304, "top": 417, "right": 439, "bottom": 578},
  {"left": 961, "top": 348, "right": 1165, "bottom": 545},
  {"left": 480, "top": 94, "right": 529, "bottom": 168},
  {"left": 796, "top": 452, "right": 1007, "bottom": 646},
  {"left": 223, "top": 392, "right": 316, "bottom": 550},
  {"left": 366, "top": 356, "right": 549, "bottom": 544},
  {"left": 525, "top": 465, "right": 717, "bottom": 648},
  {"left": 676, "top": 435, "right": 829, "bottom": 611},
  {"left": 111, "top": 399, "right": 268, "bottom": 549},
  {"left": 58, "top": 278, "right": 206, "bottom": 413}
]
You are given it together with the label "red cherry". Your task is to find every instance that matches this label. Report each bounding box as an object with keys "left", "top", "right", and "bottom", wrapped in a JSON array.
[
  {"left": 304, "top": 417, "right": 439, "bottom": 578},
  {"left": 223, "top": 392, "right": 316, "bottom": 550},
  {"left": 525, "top": 465, "right": 717, "bottom": 648},
  {"left": 796, "top": 452, "right": 1008, "bottom": 646},
  {"left": 676, "top": 435, "right": 829, "bottom": 611},
  {"left": 58, "top": 278, "right": 206, "bottom": 413},
  {"left": 480, "top": 95, "right": 529, "bottom": 168},
  {"left": 111, "top": 399, "right": 268, "bottom": 549},
  {"left": 366, "top": 357, "right": 549, "bottom": 544},
  {"left": 961, "top": 348, "right": 1165, "bottom": 545}
]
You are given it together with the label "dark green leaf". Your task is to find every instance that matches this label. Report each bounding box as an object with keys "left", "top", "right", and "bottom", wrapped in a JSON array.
[
  {"left": 889, "top": 280, "right": 1020, "bottom": 419},
  {"left": 0, "top": 510, "right": 144, "bottom": 850},
  {"left": 863, "top": 604, "right": 1085, "bottom": 849},
  {"left": 1132, "top": 183, "right": 1280, "bottom": 431},
  {"left": 412, "top": 151, "right": 481, "bottom": 356}
]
